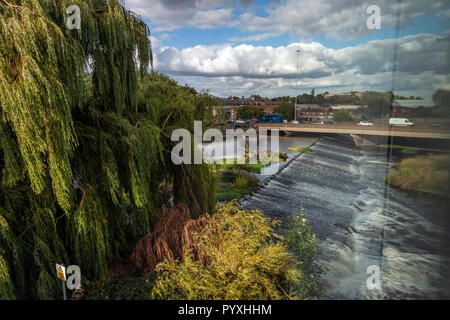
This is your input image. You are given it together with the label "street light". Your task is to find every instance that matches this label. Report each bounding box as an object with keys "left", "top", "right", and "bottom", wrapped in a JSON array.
[{"left": 294, "top": 49, "right": 300, "bottom": 122}]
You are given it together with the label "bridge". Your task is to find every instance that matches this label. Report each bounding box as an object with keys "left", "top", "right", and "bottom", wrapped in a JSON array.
[{"left": 256, "top": 123, "right": 450, "bottom": 146}]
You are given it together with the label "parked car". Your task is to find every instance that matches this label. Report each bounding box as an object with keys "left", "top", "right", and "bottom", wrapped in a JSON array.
[
  {"left": 291, "top": 120, "right": 299, "bottom": 124},
  {"left": 298, "top": 120, "right": 308, "bottom": 124},
  {"left": 227, "top": 119, "right": 235, "bottom": 124},
  {"left": 389, "top": 118, "right": 414, "bottom": 127},
  {"left": 313, "top": 121, "right": 324, "bottom": 124},
  {"left": 359, "top": 121, "right": 374, "bottom": 126},
  {"left": 325, "top": 120, "right": 336, "bottom": 125},
  {"left": 429, "top": 123, "right": 441, "bottom": 128}
]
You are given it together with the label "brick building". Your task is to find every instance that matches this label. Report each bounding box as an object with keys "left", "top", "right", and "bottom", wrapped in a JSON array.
[
  {"left": 297, "top": 104, "right": 334, "bottom": 122},
  {"left": 390, "top": 99, "right": 434, "bottom": 117}
]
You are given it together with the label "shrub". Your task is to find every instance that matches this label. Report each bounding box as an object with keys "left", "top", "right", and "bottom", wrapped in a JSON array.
[
  {"left": 76, "top": 273, "right": 157, "bottom": 300},
  {"left": 216, "top": 172, "right": 259, "bottom": 202},
  {"left": 284, "top": 213, "right": 326, "bottom": 297},
  {"left": 151, "top": 202, "right": 323, "bottom": 300},
  {"left": 220, "top": 170, "right": 237, "bottom": 183},
  {"left": 234, "top": 175, "right": 248, "bottom": 189}
]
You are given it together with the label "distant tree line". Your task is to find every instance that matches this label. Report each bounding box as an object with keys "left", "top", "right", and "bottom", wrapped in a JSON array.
[
  {"left": 430, "top": 89, "right": 450, "bottom": 117},
  {"left": 242, "top": 88, "right": 450, "bottom": 120}
]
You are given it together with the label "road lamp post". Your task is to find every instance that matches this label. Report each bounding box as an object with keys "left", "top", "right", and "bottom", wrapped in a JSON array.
[{"left": 294, "top": 49, "right": 300, "bottom": 122}]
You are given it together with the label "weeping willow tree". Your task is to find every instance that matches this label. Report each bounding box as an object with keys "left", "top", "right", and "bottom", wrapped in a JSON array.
[{"left": 0, "top": 0, "right": 216, "bottom": 299}]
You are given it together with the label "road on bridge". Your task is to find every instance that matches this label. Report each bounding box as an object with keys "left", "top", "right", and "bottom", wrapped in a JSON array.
[{"left": 256, "top": 122, "right": 450, "bottom": 139}]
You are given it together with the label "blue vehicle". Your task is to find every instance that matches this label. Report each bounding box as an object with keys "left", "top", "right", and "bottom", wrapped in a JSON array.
[{"left": 258, "top": 113, "right": 284, "bottom": 123}]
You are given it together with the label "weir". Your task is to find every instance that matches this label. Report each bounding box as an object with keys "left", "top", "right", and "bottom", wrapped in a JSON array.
[{"left": 239, "top": 135, "right": 450, "bottom": 299}]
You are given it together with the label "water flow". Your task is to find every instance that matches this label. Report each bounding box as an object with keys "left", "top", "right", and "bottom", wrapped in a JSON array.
[{"left": 240, "top": 135, "right": 450, "bottom": 299}]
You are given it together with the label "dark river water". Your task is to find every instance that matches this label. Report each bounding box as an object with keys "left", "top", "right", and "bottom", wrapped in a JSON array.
[{"left": 238, "top": 134, "right": 450, "bottom": 299}]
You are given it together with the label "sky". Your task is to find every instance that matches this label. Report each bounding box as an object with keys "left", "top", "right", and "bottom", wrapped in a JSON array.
[{"left": 124, "top": 0, "right": 450, "bottom": 99}]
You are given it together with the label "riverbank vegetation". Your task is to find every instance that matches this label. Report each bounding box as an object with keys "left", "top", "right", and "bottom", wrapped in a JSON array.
[
  {"left": 288, "top": 146, "right": 314, "bottom": 154},
  {"left": 215, "top": 170, "right": 259, "bottom": 202},
  {"left": 212, "top": 154, "right": 285, "bottom": 202},
  {"left": 386, "top": 154, "right": 450, "bottom": 197},
  {"left": 378, "top": 145, "right": 450, "bottom": 155}
]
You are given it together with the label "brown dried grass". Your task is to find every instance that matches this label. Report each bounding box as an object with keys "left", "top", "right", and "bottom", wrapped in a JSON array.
[{"left": 130, "top": 204, "right": 207, "bottom": 273}]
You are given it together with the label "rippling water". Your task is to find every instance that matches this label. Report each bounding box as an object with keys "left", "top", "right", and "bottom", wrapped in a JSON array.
[{"left": 239, "top": 135, "right": 450, "bottom": 299}]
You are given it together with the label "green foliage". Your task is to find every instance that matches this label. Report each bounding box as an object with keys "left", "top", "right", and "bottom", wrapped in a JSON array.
[
  {"left": 273, "top": 102, "right": 295, "bottom": 121},
  {"left": 324, "top": 93, "right": 361, "bottom": 105},
  {"left": 0, "top": 1, "right": 216, "bottom": 299},
  {"left": 297, "top": 93, "right": 314, "bottom": 104},
  {"left": 288, "top": 146, "right": 313, "bottom": 154},
  {"left": 386, "top": 154, "right": 450, "bottom": 197},
  {"left": 430, "top": 89, "right": 450, "bottom": 117},
  {"left": 333, "top": 109, "right": 353, "bottom": 122},
  {"left": 284, "top": 211, "right": 326, "bottom": 298},
  {"left": 432, "top": 89, "right": 450, "bottom": 108},
  {"left": 299, "top": 147, "right": 313, "bottom": 154},
  {"left": 151, "top": 203, "right": 307, "bottom": 300},
  {"left": 234, "top": 175, "right": 248, "bottom": 189},
  {"left": 220, "top": 170, "right": 237, "bottom": 183},
  {"left": 0, "top": 250, "right": 15, "bottom": 299},
  {"left": 236, "top": 105, "right": 264, "bottom": 120},
  {"left": 215, "top": 188, "right": 245, "bottom": 202},
  {"left": 216, "top": 171, "right": 259, "bottom": 202},
  {"left": 216, "top": 158, "right": 267, "bottom": 174},
  {"left": 361, "top": 91, "right": 392, "bottom": 118},
  {"left": 400, "top": 148, "right": 418, "bottom": 155},
  {"left": 241, "top": 162, "right": 266, "bottom": 173},
  {"left": 79, "top": 273, "right": 157, "bottom": 300}
]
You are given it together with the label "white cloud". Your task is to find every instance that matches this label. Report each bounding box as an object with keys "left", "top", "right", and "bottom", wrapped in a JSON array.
[
  {"left": 127, "top": 0, "right": 449, "bottom": 40},
  {"left": 151, "top": 32, "right": 450, "bottom": 98},
  {"left": 154, "top": 33, "right": 449, "bottom": 77},
  {"left": 126, "top": 0, "right": 238, "bottom": 31},
  {"left": 238, "top": 0, "right": 449, "bottom": 41}
]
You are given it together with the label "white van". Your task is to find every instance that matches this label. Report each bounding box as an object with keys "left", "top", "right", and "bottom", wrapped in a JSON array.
[{"left": 389, "top": 118, "right": 414, "bottom": 127}]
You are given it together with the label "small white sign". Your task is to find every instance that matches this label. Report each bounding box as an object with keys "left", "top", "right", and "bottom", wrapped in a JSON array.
[{"left": 56, "top": 264, "right": 66, "bottom": 281}]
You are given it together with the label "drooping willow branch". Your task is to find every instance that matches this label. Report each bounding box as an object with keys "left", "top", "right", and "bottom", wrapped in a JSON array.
[
  {"left": 0, "top": 0, "right": 22, "bottom": 9},
  {"left": 0, "top": 0, "right": 215, "bottom": 300}
]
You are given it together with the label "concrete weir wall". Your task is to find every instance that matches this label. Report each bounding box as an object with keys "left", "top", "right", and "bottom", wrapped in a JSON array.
[{"left": 350, "top": 134, "right": 384, "bottom": 147}]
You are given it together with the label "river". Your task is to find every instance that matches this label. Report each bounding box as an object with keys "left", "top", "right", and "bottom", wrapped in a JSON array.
[{"left": 234, "top": 134, "right": 450, "bottom": 299}]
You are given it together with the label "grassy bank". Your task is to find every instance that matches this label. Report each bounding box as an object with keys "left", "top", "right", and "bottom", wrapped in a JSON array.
[
  {"left": 212, "top": 155, "right": 285, "bottom": 202},
  {"left": 215, "top": 170, "right": 259, "bottom": 202},
  {"left": 386, "top": 154, "right": 450, "bottom": 197},
  {"left": 378, "top": 144, "right": 450, "bottom": 155},
  {"left": 288, "top": 146, "right": 314, "bottom": 154}
]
